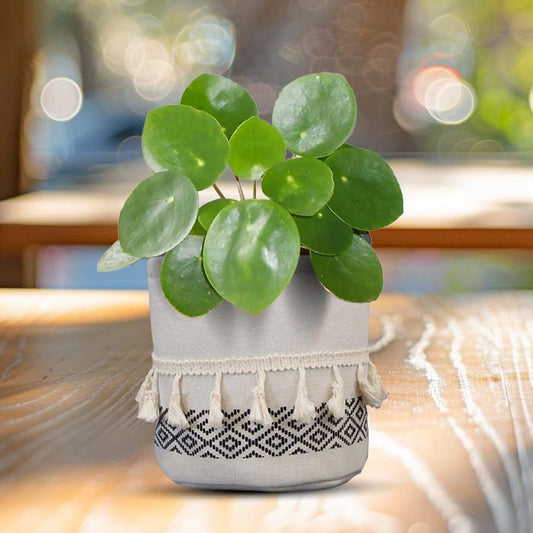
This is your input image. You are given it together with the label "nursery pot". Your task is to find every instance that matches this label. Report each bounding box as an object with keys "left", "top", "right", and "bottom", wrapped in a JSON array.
[{"left": 137, "top": 255, "right": 386, "bottom": 491}]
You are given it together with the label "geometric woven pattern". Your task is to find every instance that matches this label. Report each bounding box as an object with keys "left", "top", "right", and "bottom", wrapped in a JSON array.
[{"left": 155, "top": 397, "right": 367, "bottom": 459}]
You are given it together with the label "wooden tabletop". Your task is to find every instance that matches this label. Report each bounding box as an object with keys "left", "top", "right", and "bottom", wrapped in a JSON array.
[
  {"left": 0, "top": 290, "right": 532, "bottom": 532},
  {"left": 1, "top": 160, "right": 533, "bottom": 251}
]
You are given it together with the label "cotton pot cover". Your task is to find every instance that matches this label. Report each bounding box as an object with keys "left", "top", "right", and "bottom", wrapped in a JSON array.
[{"left": 136, "top": 256, "right": 387, "bottom": 491}]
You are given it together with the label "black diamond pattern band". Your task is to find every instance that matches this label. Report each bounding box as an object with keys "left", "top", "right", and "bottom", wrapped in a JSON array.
[{"left": 155, "top": 397, "right": 367, "bottom": 459}]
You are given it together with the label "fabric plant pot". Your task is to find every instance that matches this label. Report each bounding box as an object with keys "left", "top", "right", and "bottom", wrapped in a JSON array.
[{"left": 136, "top": 255, "right": 387, "bottom": 491}]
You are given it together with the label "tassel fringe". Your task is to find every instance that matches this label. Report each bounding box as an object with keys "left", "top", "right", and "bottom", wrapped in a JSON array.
[
  {"left": 136, "top": 357, "right": 387, "bottom": 425},
  {"left": 327, "top": 366, "right": 345, "bottom": 419},
  {"left": 167, "top": 373, "right": 189, "bottom": 428},
  {"left": 250, "top": 369, "right": 273, "bottom": 425},
  {"left": 357, "top": 361, "right": 388, "bottom": 408},
  {"left": 293, "top": 366, "right": 316, "bottom": 424},
  {"left": 208, "top": 371, "right": 224, "bottom": 428},
  {"left": 136, "top": 368, "right": 159, "bottom": 423}
]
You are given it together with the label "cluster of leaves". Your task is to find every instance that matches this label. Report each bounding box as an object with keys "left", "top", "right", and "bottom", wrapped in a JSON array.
[{"left": 98, "top": 72, "right": 403, "bottom": 316}]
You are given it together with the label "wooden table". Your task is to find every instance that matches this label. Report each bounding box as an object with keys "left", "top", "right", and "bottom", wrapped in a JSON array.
[
  {"left": 0, "top": 290, "right": 532, "bottom": 532},
  {"left": 2, "top": 160, "right": 533, "bottom": 253}
]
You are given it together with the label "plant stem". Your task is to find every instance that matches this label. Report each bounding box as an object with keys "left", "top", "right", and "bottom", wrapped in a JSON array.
[
  {"left": 253, "top": 180, "right": 257, "bottom": 199},
  {"left": 235, "top": 175, "right": 245, "bottom": 201},
  {"left": 212, "top": 183, "right": 226, "bottom": 199}
]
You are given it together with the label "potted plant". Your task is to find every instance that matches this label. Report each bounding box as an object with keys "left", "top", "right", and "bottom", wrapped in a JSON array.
[{"left": 98, "top": 72, "right": 403, "bottom": 491}]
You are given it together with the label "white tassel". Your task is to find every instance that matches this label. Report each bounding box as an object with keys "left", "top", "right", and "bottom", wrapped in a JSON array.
[
  {"left": 167, "top": 374, "right": 189, "bottom": 428},
  {"left": 208, "top": 371, "right": 224, "bottom": 428},
  {"left": 327, "top": 366, "right": 345, "bottom": 419},
  {"left": 136, "top": 368, "right": 159, "bottom": 423},
  {"left": 357, "top": 361, "right": 388, "bottom": 408},
  {"left": 249, "top": 369, "right": 273, "bottom": 425},
  {"left": 293, "top": 367, "right": 316, "bottom": 424}
]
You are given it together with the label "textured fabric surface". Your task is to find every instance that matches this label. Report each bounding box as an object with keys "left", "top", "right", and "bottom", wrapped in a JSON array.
[
  {"left": 154, "top": 440, "right": 368, "bottom": 491},
  {"left": 155, "top": 397, "right": 368, "bottom": 459},
  {"left": 148, "top": 256, "right": 368, "bottom": 360}
]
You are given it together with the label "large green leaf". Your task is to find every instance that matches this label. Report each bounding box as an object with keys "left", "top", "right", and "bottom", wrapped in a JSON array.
[
  {"left": 198, "top": 198, "right": 237, "bottom": 231},
  {"left": 97, "top": 240, "right": 140, "bottom": 272},
  {"left": 327, "top": 146, "right": 403, "bottom": 230},
  {"left": 272, "top": 73, "right": 356, "bottom": 157},
  {"left": 311, "top": 234, "right": 383, "bottom": 302},
  {"left": 293, "top": 206, "right": 352, "bottom": 255},
  {"left": 203, "top": 200, "right": 300, "bottom": 314},
  {"left": 228, "top": 117, "right": 285, "bottom": 180},
  {"left": 142, "top": 104, "right": 230, "bottom": 190},
  {"left": 118, "top": 171, "right": 198, "bottom": 257},
  {"left": 161, "top": 236, "right": 222, "bottom": 317},
  {"left": 262, "top": 158, "right": 334, "bottom": 216},
  {"left": 181, "top": 74, "right": 258, "bottom": 138}
]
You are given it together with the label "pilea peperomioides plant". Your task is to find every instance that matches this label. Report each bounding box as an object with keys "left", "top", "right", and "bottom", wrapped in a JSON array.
[{"left": 98, "top": 72, "right": 403, "bottom": 316}]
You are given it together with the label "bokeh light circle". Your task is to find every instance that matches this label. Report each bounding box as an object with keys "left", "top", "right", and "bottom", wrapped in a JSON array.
[
  {"left": 426, "top": 80, "right": 476, "bottom": 125},
  {"left": 40, "top": 77, "right": 83, "bottom": 122}
]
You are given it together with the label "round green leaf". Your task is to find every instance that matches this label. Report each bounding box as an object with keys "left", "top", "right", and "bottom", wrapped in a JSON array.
[
  {"left": 142, "top": 104, "right": 230, "bottom": 190},
  {"left": 198, "top": 198, "right": 237, "bottom": 231},
  {"left": 97, "top": 240, "right": 140, "bottom": 272},
  {"left": 228, "top": 117, "right": 285, "bottom": 180},
  {"left": 161, "top": 236, "right": 222, "bottom": 317},
  {"left": 262, "top": 158, "right": 334, "bottom": 216},
  {"left": 203, "top": 200, "right": 300, "bottom": 314},
  {"left": 293, "top": 206, "right": 352, "bottom": 255},
  {"left": 119, "top": 171, "right": 198, "bottom": 258},
  {"left": 272, "top": 73, "right": 356, "bottom": 157},
  {"left": 311, "top": 234, "right": 383, "bottom": 302},
  {"left": 181, "top": 74, "right": 258, "bottom": 138},
  {"left": 327, "top": 146, "right": 403, "bottom": 230}
]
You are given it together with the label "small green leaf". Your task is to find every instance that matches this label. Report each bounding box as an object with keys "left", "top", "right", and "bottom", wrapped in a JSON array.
[
  {"left": 181, "top": 74, "right": 258, "bottom": 138},
  {"left": 262, "top": 158, "right": 334, "bottom": 216},
  {"left": 97, "top": 240, "right": 140, "bottom": 272},
  {"left": 198, "top": 198, "right": 237, "bottom": 231},
  {"left": 189, "top": 217, "right": 206, "bottom": 236},
  {"left": 272, "top": 73, "right": 356, "bottom": 157},
  {"left": 311, "top": 234, "right": 383, "bottom": 302},
  {"left": 119, "top": 171, "right": 198, "bottom": 258},
  {"left": 142, "top": 104, "right": 230, "bottom": 191},
  {"left": 161, "top": 236, "right": 222, "bottom": 317},
  {"left": 229, "top": 117, "right": 285, "bottom": 180},
  {"left": 204, "top": 200, "right": 300, "bottom": 314},
  {"left": 327, "top": 146, "right": 403, "bottom": 230},
  {"left": 293, "top": 206, "right": 352, "bottom": 255}
]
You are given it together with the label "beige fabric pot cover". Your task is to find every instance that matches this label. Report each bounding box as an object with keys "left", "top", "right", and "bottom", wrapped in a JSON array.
[{"left": 137, "top": 256, "right": 387, "bottom": 491}]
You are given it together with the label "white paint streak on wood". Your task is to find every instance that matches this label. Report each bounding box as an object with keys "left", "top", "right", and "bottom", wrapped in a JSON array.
[
  {"left": 263, "top": 493, "right": 400, "bottom": 533},
  {"left": 447, "top": 318, "right": 528, "bottom": 533},
  {"left": 507, "top": 323, "right": 533, "bottom": 439},
  {"left": 475, "top": 309, "right": 533, "bottom": 527},
  {"left": 406, "top": 314, "right": 513, "bottom": 533},
  {"left": 406, "top": 315, "right": 445, "bottom": 412},
  {"left": 372, "top": 430, "right": 474, "bottom": 533},
  {"left": 369, "top": 315, "right": 398, "bottom": 354},
  {"left": 506, "top": 318, "right": 533, "bottom": 525}
]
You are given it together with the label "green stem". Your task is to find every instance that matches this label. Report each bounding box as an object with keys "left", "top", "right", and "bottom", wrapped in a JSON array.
[
  {"left": 253, "top": 180, "right": 257, "bottom": 199},
  {"left": 235, "top": 175, "right": 245, "bottom": 201},
  {"left": 212, "top": 183, "right": 225, "bottom": 199}
]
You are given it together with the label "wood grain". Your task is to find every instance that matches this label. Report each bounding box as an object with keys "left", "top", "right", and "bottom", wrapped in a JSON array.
[{"left": 0, "top": 290, "right": 532, "bottom": 533}]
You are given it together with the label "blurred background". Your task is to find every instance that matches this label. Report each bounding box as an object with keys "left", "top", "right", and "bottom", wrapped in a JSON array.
[{"left": 1, "top": 0, "right": 532, "bottom": 292}]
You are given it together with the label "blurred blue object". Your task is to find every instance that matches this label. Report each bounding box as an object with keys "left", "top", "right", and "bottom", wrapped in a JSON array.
[{"left": 37, "top": 246, "right": 148, "bottom": 289}]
